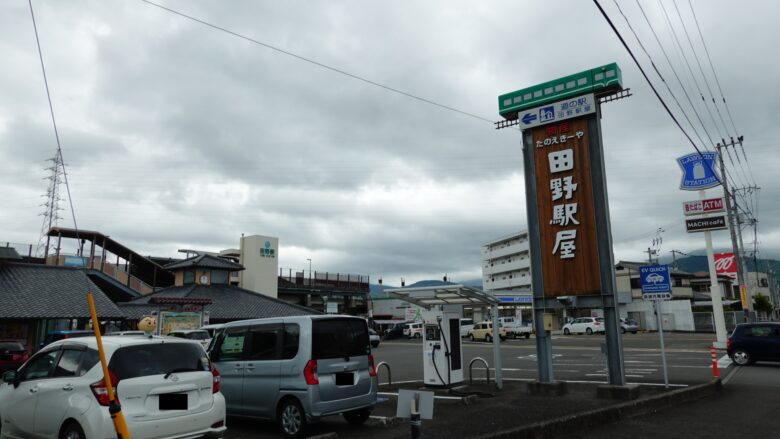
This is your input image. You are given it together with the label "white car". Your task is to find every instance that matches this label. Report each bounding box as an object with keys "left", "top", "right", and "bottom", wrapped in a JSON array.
[
  {"left": 562, "top": 317, "right": 606, "bottom": 335},
  {"left": 459, "top": 318, "right": 475, "bottom": 338},
  {"left": 167, "top": 329, "right": 212, "bottom": 349},
  {"left": 0, "top": 336, "right": 226, "bottom": 439}
]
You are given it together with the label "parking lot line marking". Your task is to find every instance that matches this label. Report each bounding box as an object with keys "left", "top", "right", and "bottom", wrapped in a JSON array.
[
  {"left": 717, "top": 354, "right": 732, "bottom": 369},
  {"left": 378, "top": 392, "right": 463, "bottom": 401},
  {"left": 500, "top": 378, "right": 689, "bottom": 387},
  {"left": 378, "top": 380, "right": 423, "bottom": 386}
]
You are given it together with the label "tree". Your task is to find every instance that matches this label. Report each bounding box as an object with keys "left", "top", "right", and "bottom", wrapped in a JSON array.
[{"left": 753, "top": 293, "right": 774, "bottom": 315}]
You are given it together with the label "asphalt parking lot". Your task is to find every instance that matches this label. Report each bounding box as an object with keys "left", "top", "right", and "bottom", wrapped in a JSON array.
[{"left": 224, "top": 332, "right": 727, "bottom": 438}]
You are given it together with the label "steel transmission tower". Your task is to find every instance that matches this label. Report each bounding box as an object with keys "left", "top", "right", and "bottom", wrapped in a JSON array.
[{"left": 36, "top": 154, "right": 64, "bottom": 257}]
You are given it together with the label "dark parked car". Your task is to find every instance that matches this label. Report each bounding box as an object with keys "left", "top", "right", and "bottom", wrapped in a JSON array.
[
  {"left": 727, "top": 323, "right": 780, "bottom": 366},
  {"left": 384, "top": 322, "right": 409, "bottom": 340},
  {"left": 0, "top": 341, "right": 28, "bottom": 372},
  {"left": 39, "top": 330, "right": 94, "bottom": 349}
]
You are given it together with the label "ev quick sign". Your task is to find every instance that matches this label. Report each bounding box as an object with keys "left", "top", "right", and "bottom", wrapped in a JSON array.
[
  {"left": 676, "top": 152, "right": 720, "bottom": 190},
  {"left": 639, "top": 265, "right": 672, "bottom": 300}
]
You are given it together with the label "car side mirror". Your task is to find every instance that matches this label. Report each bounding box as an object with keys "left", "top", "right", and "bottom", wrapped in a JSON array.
[{"left": 2, "top": 370, "right": 18, "bottom": 387}]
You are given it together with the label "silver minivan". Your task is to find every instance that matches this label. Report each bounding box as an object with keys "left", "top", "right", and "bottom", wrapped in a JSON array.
[{"left": 209, "top": 315, "right": 378, "bottom": 438}]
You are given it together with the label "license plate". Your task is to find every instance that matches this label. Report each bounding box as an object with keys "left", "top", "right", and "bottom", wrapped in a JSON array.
[
  {"left": 159, "top": 393, "right": 188, "bottom": 410},
  {"left": 335, "top": 372, "right": 354, "bottom": 386}
]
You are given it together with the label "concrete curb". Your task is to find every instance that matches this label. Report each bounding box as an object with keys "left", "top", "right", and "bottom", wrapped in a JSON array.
[{"left": 476, "top": 379, "right": 722, "bottom": 439}]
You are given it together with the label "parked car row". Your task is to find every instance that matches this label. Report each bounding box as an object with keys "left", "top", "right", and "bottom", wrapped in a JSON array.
[
  {"left": 0, "top": 335, "right": 226, "bottom": 439},
  {"left": 0, "top": 315, "right": 377, "bottom": 439},
  {"left": 562, "top": 317, "right": 640, "bottom": 335}
]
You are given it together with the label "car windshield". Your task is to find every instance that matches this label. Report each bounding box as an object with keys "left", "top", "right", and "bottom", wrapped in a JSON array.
[
  {"left": 185, "top": 331, "right": 209, "bottom": 340},
  {"left": 312, "top": 318, "right": 370, "bottom": 360},
  {"left": 109, "top": 343, "right": 209, "bottom": 380},
  {"left": 0, "top": 342, "right": 24, "bottom": 351}
]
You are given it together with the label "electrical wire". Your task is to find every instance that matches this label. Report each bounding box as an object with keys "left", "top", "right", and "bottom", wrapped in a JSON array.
[
  {"left": 671, "top": 0, "right": 731, "bottom": 140},
  {"left": 686, "top": 0, "right": 740, "bottom": 137},
  {"left": 656, "top": 0, "right": 724, "bottom": 145},
  {"left": 139, "top": 0, "right": 497, "bottom": 126},
  {"left": 28, "top": 0, "right": 81, "bottom": 244},
  {"left": 614, "top": 0, "right": 708, "bottom": 150},
  {"left": 592, "top": 0, "right": 715, "bottom": 177}
]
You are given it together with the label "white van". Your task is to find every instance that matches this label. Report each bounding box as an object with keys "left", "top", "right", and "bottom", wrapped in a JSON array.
[
  {"left": 460, "top": 318, "right": 475, "bottom": 337},
  {"left": 209, "top": 315, "right": 377, "bottom": 438},
  {"left": 404, "top": 322, "right": 423, "bottom": 338}
]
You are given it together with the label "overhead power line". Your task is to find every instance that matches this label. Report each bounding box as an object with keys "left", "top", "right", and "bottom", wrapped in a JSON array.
[
  {"left": 28, "top": 0, "right": 80, "bottom": 241},
  {"left": 628, "top": 0, "right": 712, "bottom": 151},
  {"left": 592, "top": 0, "right": 713, "bottom": 169},
  {"left": 140, "top": 0, "right": 496, "bottom": 125}
]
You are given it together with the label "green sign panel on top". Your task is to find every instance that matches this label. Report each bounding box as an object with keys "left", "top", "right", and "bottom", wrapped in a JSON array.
[{"left": 498, "top": 63, "right": 623, "bottom": 120}]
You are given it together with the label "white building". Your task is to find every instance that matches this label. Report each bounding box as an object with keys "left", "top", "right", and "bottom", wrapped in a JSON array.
[
  {"left": 482, "top": 231, "right": 532, "bottom": 294},
  {"left": 480, "top": 231, "right": 533, "bottom": 322}
]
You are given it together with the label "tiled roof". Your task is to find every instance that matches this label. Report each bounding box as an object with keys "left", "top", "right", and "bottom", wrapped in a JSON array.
[
  {"left": 120, "top": 284, "right": 319, "bottom": 320},
  {"left": 0, "top": 262, "right": 125, "bottom": 319},
  {"left": 163, "top": 254, "right": 244, "bottom": 271},
  {"left": 0, "top": 248, "right": 22, "bottom": 260}
]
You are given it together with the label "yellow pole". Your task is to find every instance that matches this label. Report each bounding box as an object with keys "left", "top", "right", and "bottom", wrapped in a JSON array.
[{"left": 87, "top": 292, "right": 132, "bottom": 439}]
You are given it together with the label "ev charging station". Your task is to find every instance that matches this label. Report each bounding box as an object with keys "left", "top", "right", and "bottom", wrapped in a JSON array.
[
  {"left": 422, "top": 311, "right": 463, "bottom": 387},
  {"left": 386, "top": 284, "right": 502, "bottom": 389}
]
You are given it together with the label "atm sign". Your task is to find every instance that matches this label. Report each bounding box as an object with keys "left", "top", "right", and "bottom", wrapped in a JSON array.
[{"left": 682, "top": 197, "right": 724, "bottom": 216}]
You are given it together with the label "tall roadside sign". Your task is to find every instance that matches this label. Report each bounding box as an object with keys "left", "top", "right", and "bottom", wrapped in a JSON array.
[
  {"left": 639, "top": 264, "right": 671, "bottom": 388},
  {"left": 497, "top": 63, "right": 627, "bottom": 386},
  {"left": 677, "top": 152, "right": 728, "bottom": 348}
]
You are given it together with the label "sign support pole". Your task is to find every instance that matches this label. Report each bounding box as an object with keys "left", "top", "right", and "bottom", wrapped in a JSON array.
[
  {"left": 523, "top": 129, "right": 555, "bottom": 383},
  {"left": 654, "top": 300, "right": 669, "bottom": 388},
  {"left": 589, "top": 113, "right": 625, "bottom": 386},
  {"left": 701, "top": 190, "right": 728, "bottom": 348}
]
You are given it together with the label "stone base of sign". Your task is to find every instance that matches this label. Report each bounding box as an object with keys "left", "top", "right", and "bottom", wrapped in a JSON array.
[
  {"left": 527, "top": 380, "right": 568, "bottom": 396},
  {"left": 596, "top": 383, "right": 640, "bottom": 400}
]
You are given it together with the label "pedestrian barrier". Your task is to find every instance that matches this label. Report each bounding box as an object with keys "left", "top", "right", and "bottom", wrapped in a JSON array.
[
  {"left": 469, "top": 357, "right": 490, "bottom": 385},
  {"left": 710, "top": 345, "right": 719, "bottom": 378},
  {"left": 376, "top": 361, "right": 392, "bottom": 386}
]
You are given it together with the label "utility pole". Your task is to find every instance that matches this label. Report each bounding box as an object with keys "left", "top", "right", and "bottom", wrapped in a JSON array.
[
  {"left": 645, "top": 247, "right": 658, "bottom": 265},
  {"left": 717, "top": 138, "right": 750, "bottom": 321},
  {"left": 670, "top": 250, "right": 688, "bottom": 269}
]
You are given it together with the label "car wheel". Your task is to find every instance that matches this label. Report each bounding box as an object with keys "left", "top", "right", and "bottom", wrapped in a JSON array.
[
  {"left": 60, "top": 422, "right": 86, "bottom": 439},
  {"left": 414, "top": 333, "right": 421, "bottom": 339},
  {"left": 469, "top": 334, "right": 475, "bottom": 342},
  {"left": 500, "top": 336, "right": 506, "bottom": 342},
  {"left": 731, "top": 349, "right": 752, "bottom": 366},
  {"left": 486, "top": 334, "right": 493, "bottom": 343},
  {"left": 621, "top": 327, "right": 626, "bottom": 334},
  {"left": 563, "top": 328, "right": 571, "bottom": 335},
  {"left": 524, "top": 333, "right": 531, "bottom": 339},
  {"left": 343, "top": 408, "right": 371, "bottom": 425},
  {"left": 278, "top": 398, "right": 307, "bottom": 438},
  {"left": 631, "top": 331, "right": 638, "bottom": 334},
  {"left": 586, "top": 327, "right": 593, "bottom": 335},
  {"left": 372, "top": 342, "right": 379, "bottom": 348}
]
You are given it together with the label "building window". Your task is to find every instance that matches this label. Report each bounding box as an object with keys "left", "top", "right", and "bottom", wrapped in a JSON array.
[
  {"left": 183, "top": 271, "right": 195, "bottom": 285},
  {"left": 674, "top": 278, "right": 683, "bottom": 287},
  {"left": 211, "top": 270, "right": 229, "bottom": 284},
  {"left": 630, "top": 278, "right": 640, "bottom": 289}
]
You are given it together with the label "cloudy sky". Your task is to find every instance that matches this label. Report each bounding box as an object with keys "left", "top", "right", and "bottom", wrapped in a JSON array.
[{"left": 1, "top": 0, "right": 776, "bottom": 285}]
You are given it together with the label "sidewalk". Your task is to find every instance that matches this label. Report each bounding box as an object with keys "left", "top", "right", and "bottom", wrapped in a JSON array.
[{"left": 285, "top": 379, "right": 721, "bottom": 439}]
